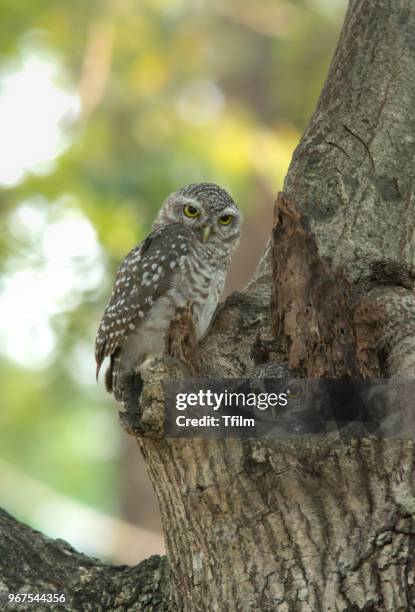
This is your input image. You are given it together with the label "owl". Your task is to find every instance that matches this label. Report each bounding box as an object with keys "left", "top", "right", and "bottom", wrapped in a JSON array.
[{"left": 95, "top": 182, "right": 241, "bottom": 396}]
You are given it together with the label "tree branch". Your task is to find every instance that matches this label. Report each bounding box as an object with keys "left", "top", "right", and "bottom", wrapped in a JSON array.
[{"left": 0, "top": 508, "right": 170, "bottom": 611}]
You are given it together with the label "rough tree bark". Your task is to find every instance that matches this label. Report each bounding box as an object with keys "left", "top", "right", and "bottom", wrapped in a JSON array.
[
  {"left": 0, "top": 508, "right": 169, "bottom": 611},
  {"left": 2, "top": 1, "right": 415, "bottom": 610}
]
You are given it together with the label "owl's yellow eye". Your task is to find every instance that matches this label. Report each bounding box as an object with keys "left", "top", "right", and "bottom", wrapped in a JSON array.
[
  {"left": 219, "top": 214, "right": 233, "bottom": 225},
  {"left": 183, "top": 204, "right": 199, "bottom": 218}
]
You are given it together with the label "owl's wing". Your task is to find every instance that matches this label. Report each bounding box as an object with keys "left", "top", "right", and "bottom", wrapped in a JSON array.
[{"left": 95, "top": 222, "right": 189, "bottom": 382}]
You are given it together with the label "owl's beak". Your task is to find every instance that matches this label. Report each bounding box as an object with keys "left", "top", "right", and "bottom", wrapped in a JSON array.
[{"left": 201, "top": 225, "right": 211, "bottom": 242}]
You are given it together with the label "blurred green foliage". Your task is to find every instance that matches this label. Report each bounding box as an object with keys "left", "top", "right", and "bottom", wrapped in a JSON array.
[{"left": 0, "top": 0, "right": 346, "bottom": 554}]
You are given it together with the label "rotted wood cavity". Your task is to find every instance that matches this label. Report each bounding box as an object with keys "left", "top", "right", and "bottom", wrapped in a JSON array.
[{"left": 271, "top": 192, "right": 380, "bottom": 377}]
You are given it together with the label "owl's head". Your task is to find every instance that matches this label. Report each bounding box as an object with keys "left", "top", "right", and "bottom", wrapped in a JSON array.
[{"left": 153, "top": 182, "right": 241, "bottom": 251}]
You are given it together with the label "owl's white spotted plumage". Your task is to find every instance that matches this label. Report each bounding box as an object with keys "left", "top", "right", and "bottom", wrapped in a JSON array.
[{"left": 95, "top": 182, "right": 241, "bottom": 394}]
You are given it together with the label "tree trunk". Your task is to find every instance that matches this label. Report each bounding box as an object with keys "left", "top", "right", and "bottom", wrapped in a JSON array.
[
  {"left": 133, "top": 1, "right": 415, "bottom": 609},
  {"left": 2, "top": 1, "right": 415, "bottom": 610}
]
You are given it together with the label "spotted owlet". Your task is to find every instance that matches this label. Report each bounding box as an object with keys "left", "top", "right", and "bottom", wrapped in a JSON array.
[{"left": 95, "top": 182, "right": 241, "bottom": 395}]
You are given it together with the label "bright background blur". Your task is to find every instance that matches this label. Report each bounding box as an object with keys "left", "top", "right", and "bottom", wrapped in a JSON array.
[{"left": 0, "top": 0, "right": 346, "bottom": 564}]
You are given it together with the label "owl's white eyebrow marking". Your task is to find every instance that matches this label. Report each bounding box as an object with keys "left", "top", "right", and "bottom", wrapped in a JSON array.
[{"left": 179, "top": 196, "right": 200, "bottom": 208}]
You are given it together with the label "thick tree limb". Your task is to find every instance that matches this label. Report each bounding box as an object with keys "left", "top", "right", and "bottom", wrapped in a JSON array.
[
  {"left": 283, "top": 1, "right": 415, "bottom": 282},
  {"left": 0, "top": 508, "right": 170, "bottom": 611}
]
